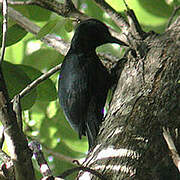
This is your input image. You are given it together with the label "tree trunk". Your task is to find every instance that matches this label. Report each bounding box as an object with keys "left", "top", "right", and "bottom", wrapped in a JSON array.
[{"left": 78, "top": 17, "right": 180, "bottom": 180}]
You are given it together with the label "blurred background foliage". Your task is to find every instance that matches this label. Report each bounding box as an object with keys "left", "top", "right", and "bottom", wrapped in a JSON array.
[{"left": 0, "top": 0, "right": 180, "bottom": 179}]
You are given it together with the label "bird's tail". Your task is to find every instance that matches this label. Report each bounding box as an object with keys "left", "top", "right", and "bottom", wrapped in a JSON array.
[
  {"left": 86, "top": 99, "right": 103, "bottom": 149},
  {"left": 86, "top": 112, "right": 101, "bottom": 149},
  {"left": 86, "top": 123, "right": 97, "bottom": 149},
  {"left": 86, "top": 119, "right": 99, "bottom": 149}
]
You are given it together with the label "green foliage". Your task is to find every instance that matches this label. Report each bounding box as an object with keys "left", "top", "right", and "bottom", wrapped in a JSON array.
[
  {"left": 0, "top": 23, "right": 27, "bottom": 47},
  {"left": 22, "top": 48, "right": 63, "bottom": 70},
  {"left": 137, "top": 0, "right": 173, "bottom": 18},
  {"left": 1, "top": 0, "right": 179, "bottom": 179},
  {"left": 37, "top": 19, "right": 59, "bottom": 39},
  {"left": 2, "top": 61, "right": 37, "bottom": 110},
  {"left": 26, "top": 6, "right": 51, "bottom": 21},
  {"left": 17, "top": 64, "right": 57, "bottom": 101}
]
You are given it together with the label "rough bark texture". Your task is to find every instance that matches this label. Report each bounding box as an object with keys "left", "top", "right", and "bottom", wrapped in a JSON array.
[
  {"left": 78, "top": 17, "right": 180, "bottom": 180},
  {"left": 0, "top": 71, "right": 36, "bottom": 180}
]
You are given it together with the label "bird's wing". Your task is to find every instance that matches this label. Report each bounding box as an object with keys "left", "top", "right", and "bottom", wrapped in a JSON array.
[
  {"left": 59, "top": 52, "right": 110, "bottom": 147},
  {"left": 58, "top": 53, "right": 92, "bottom": 138}
]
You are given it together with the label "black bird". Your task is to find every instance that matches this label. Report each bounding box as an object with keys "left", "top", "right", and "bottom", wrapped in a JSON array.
[{"left": 58, "top": 19, "right": 127, "bottom": 148}]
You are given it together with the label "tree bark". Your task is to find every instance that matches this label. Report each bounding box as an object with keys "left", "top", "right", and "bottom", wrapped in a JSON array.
[{"left": 78, "top": 17, "right": 180, "bottom": 180}]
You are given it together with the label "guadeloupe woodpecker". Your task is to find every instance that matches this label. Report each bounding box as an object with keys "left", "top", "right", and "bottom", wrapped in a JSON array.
[{"left": 58, "top": 19, "right": 127, "bottom": 148}]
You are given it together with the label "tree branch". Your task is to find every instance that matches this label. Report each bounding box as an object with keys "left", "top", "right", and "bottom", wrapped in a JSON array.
[
  {"left": 35, "top": 0, "right": 85, "bottom": 20},
  {"left": 0, "top": 92, "right": 36, "bottom": 180},
  {"left": 0, "top": 1, "right": 36, "bottom": 179},
  {"left": 42, "top": 145, "right": 75, "bottom": 165},
  {"left": 1, "top": 0, "right": 130, "bottom": 46}
]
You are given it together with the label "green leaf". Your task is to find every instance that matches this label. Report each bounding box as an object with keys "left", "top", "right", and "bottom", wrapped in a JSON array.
[
  {"left": 13, "top": 4, "right": 51, "bottom": 22},
  {"left": 64, "top": 19, "right": 74, "bottom": 32},
  {"left": 82, "top": 0, "right": 104, "bottom": 20},
  {"left": 23, "top": 49, "right": 63, "bottom": 71},
  {"left": 37, "top": 19, "right": 59, "bottom": 39},
  {"left": 27, "top": 6, "right": 51, "bottom": 21},
  {"left": 16, "top": 64, "right": 57, "bottom": 101},
  {"left": 2, "top": 61, "right": 37, "bottom": 110},
  {"left": 0, "top": 24, "right": 27, "bottom": 47}
]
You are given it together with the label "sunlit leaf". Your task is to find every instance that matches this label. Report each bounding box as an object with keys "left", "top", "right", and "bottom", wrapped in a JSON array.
[
  {"left": 37, "top": 19, "right": 59, "bottom": 39},
  {"left": 23, "top": 49, "right": 63, "bottom": 71}
]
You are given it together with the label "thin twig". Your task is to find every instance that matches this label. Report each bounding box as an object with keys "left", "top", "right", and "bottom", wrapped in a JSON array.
[
  {"left": 12, "top": 64, "right": 62, "bottom": 101},
  {"left": 27, "top": 137, "right": 76, "bottom": 164},
  {"left": 163, "top": 127, "right": 180, "bottom": 173},
  {"left": 122, "top": 0, "right": 146, "bottom": 41},
  {"left": 43, "top": 145, "right": 75, "bottom": 165},
  {"left": 0, "top": 0, "right": 8, "bottom": 66},
  {"left": 93, "top": 0, "right": 129, "bottom": 31},
  {"left": 166, "top": 6, "right": 180, "bottom": 29}
]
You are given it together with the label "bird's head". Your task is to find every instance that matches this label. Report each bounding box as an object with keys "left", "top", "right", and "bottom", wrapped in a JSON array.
[{"left": 71, "top": 19, "right": 127, "bottom": 51}]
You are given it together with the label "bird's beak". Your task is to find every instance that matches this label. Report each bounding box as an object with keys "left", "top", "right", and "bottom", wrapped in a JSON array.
[{"left": 107, "top": 36, "right": 128, "bottom": 47}]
